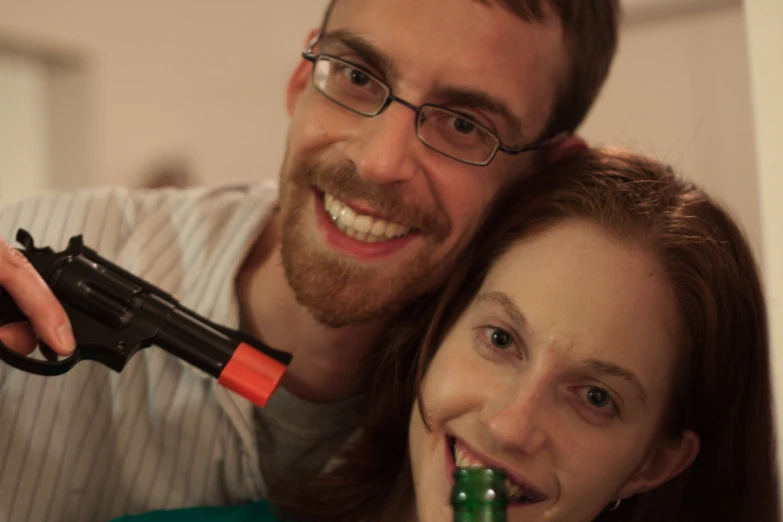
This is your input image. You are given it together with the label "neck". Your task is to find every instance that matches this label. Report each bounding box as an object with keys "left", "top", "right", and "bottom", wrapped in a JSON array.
[{"left": 236, "top": 213, "right": 388, "bottom": 403}]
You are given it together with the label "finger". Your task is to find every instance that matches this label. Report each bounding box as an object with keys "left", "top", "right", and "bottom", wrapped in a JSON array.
[
  {"left": 0, "top": 238, "right": 75, "bottom": 354},
  {"left": 0, "top": 322, "right": 39, "bottom": 356}
]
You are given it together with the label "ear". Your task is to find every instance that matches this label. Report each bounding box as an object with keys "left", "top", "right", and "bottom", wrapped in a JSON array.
[
  {"left": 532, "top": 134, "right": 587, "bottom": 171},
  {"left": 616, "top": 430, "right": 700, "bottom": 500},
  {"left": 286, "top": 28, "right": 320, "bottom": 116},
  {"left": 549, "top": 134, "right": 587, "bottom": 158}
]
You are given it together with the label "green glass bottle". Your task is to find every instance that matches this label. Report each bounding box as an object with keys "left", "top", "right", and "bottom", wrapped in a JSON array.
[{"left": 451, "top": 467, "right": 508, "bottom": 522}]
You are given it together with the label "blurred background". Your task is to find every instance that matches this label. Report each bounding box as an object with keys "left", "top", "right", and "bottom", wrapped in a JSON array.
[{"left": 0, "top": 0, "right": 781, "bottom": 490}]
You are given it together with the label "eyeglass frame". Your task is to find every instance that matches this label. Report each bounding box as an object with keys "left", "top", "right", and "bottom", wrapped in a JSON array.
[{"left": 300, "top": 36, "right": 564, "bottom": 167}]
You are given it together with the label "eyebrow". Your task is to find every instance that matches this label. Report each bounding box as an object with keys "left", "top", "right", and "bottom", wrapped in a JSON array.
[
  {"left": 430, "top": 86, "right": 523, "bottom": 138},
  {"left": 583, "top": 359, "right": 649, "bottom": 407},
  {"left": 476, "top": 291, "right": 529, "bottom": 331},
  {"left": 476, "top": 291, "right": 649, "bottom": 407},
  {"left": 319, "top": 30, "right": 400, "bottom": 83},
  {"left": 318, "top": 30, "right": 524, "bottom": 140}
]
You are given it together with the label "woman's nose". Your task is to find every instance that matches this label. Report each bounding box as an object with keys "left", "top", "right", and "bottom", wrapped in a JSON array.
[{"left": 481, "top": 384, "right": 550, "bottom": 456}]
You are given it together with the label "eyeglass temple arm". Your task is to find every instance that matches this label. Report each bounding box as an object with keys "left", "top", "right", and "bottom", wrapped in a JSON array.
[
  {"left": 500, "top": 131, "right": 569, "bottom": 155},
  {"left": 303, "top": 33, "right": 322, "bottom": 56}
]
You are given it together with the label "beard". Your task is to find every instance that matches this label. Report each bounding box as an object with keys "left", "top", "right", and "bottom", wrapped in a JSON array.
[{"left": 278, "top": 153, "right": 458, "bottom": 328}]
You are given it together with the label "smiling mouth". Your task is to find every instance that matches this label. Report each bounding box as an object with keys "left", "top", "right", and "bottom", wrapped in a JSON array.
[
  {"left": 449, "top": 437, "right": 548, "bottom": 506},
  {"left": 321, "top": 191, "right": 413, "bottom": 243}
]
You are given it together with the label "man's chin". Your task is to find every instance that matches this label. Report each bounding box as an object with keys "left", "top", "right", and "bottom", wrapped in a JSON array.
[
  {"left": 286, "top": 263, "right": 408, "bottom": 328},
  {"left": 304, "top": 298, "right": 400, "bottom": 329},
  {"left": 281, "top": 237, "right": 442, "bottom": 328}
]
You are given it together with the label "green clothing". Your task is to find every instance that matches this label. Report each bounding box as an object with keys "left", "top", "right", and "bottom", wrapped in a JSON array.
[{"left": 111, "top": 500, "right": 278, "bottom": 522}]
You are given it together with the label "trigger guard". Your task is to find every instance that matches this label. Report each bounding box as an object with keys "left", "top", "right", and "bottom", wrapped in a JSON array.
[{"left": 0, "top": 340, "right": 82, "bottom": 376}]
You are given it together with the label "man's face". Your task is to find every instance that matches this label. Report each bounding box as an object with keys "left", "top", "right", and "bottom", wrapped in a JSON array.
[{"left": 279, "top": 0, "right": 567, "bottom": 327}]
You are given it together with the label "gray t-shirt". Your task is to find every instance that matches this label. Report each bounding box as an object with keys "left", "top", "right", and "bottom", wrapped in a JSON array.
[{"left": 255, "top": 389, "right": 361, "bottom": 481}]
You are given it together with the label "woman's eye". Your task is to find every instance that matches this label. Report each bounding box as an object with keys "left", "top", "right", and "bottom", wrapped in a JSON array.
[
  {"left": 586, "top": 387, "right": 610, "bottom": 408},
  {"left": 579, "top": 386, "right": 619, "bottom": 419},
  {"left": 473, "top": 325, "right": 521, "bottom": 361},
  {"left": 485, "top": 327, "right": 514, "bottom": 349}
]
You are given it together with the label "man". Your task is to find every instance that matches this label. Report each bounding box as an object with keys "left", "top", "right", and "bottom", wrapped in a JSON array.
[{"left": 0, "top": 1, "right": 619, "bottom": 521}]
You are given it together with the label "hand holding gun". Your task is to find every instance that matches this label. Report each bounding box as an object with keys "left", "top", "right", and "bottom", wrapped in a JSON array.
[{"left": 0, "top": 229, "right": 291, "bottom": 407}]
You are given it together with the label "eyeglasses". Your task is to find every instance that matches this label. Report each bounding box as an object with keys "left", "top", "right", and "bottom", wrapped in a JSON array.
[{"left": 301, "top": 42, "right": 560, "bottom": 167}]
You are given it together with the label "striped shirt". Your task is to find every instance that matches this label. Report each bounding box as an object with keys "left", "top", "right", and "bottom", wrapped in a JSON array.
[{"left": 0, "top": 183, "right": 355, "bottom": 522}]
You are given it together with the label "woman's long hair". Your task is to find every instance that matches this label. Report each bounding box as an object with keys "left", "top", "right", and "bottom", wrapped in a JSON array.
[{"left": 273, "top": 147, "right": 779, "bottom": 521}]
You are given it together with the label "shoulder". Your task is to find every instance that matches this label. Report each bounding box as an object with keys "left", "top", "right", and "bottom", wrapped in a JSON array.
[
  {"left": 0, "top": 185, "right": 147, "bottom": 260},
  {"left": 125, "top": 181, "right": 279, "bottom": 244},
  {"left": 128, "top": 181, "right": 279, "bottom": 230},
  {"left": 111, "top": 500, "right": 279, "bottom": 522},
  {"left": 115, "top": 182, "right": 279, "bottom": 297},
  {"left": 0, "top": 181, "right": 279, "bottom": 250}
]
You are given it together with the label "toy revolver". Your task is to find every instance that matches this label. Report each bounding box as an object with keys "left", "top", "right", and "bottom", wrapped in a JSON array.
[{"left": 0, "top": 229, "right": 292, "bottom": 407}]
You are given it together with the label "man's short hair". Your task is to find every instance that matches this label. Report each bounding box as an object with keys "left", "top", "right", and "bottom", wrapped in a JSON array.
[{"left": 319, "top": 0, "right": 621, "bottom": 140}]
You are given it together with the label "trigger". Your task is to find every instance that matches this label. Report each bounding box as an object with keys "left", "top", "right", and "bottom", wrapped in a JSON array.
[{"left": 39, "top": 343, "right": 60, "bottom": 362}]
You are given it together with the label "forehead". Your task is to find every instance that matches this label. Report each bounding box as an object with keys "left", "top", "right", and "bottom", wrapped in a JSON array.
[
  {"left": 327, "top": 0, "right": 567, "bottom": 140},
  {"left": 481, "top": 220, "right": 681, "bottom": 397}
]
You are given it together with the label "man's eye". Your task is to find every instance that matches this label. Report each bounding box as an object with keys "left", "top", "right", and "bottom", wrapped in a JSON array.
[
  {"left": 453, "top": 117, "right": 477, "bottom": 135},
  {"left": 343, "top": 66, "right": 370, "bottom": 87}
]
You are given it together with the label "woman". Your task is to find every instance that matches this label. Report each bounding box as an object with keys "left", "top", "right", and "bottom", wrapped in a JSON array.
[{"left": 115, "top": 147, "right": 779, "bottom": 521}]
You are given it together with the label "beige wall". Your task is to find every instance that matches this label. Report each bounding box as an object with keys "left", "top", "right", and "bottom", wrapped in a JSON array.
[
  {"left": 582, "top": 3, "right": 761, "bottom": 255},
  {"left": 0, "top": 0, "right": 330, "bottom": 188},
  {"left": 744, "top": 0, "right": 783, "bottom": 496},
  {"left": 0, "top": 50, "right": 49, "bottom": 204}
]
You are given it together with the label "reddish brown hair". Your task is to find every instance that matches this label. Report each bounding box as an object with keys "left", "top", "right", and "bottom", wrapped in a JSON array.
[
  {"left": 319, "top": 0, "right": 621, "bottom": 138},
  {"left": 274, "top": 148, "right": 779, "bottom": 521}
]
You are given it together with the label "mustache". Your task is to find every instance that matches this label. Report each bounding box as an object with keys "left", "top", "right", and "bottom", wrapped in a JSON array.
[{"left": 292, "top": 159, "right": 451, "bottom": 240}]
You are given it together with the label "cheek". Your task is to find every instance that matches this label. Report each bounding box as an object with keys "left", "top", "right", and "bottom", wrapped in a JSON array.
[
  {"left": 555, "top": 428, "right": 655, "bottom": 499},
  {"left": 419, "top": 338, "right": 483, "bottom": 421},
  {"left": 422, "top": 152, "right": 509, "bottom": 232},
  {"left": 288, "top": 114, "right": 328, "bottom": 155},
  {"left": 408, "top": 402, "right": 430, "bottom": 465},
  {"left": 438, "top": 173, "right": 503, "bottom": 231},
  {"left": 288, "top": 94, "right": 350, "bottom": 156}
]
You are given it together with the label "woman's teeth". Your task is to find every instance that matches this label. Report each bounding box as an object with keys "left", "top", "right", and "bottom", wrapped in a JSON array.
[
  {"left": 453, "top": 441, "right": 535, "bottom": 504},
  {"left": 324, "top": 193, "right": 411, "bottom": 243}
]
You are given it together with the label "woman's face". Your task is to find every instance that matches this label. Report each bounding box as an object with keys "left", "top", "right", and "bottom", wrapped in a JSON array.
[{"left": 408, "top": 218, "right": 698, "bottom": 522}]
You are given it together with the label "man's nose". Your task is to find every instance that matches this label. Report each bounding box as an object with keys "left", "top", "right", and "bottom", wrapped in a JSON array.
[
  {"left": 344, "top": 103, "right": 421, "bottom": 186},
  {"left": 481, "top": 384, "right": 550, "bottom": 456}
]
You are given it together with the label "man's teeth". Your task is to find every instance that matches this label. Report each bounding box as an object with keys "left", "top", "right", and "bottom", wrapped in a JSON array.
[
  {"left": 324, "top": 193, "right": 411, "bottom": 243},
  {"left": 453, "top": 442, "right": 531, "bottom": 503}
]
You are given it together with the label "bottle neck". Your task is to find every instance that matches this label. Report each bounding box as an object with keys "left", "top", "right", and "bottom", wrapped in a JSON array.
[
  {"left": 451, "top": 468, "right": 508, "bottom": 522},
  {"left": 453, "top": 504, "right": 507, "bottom": 522}
]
